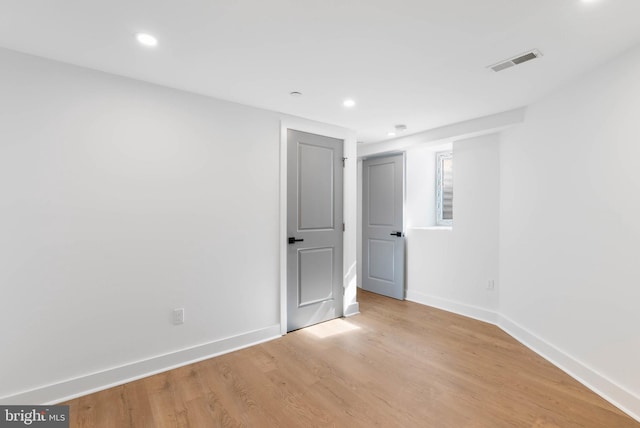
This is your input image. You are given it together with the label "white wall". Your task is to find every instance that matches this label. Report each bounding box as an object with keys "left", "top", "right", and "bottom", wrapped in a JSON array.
[
  {"left": 405, "top": 148, "right": 436, "bottom": 228},
  {"left": 405, "top": 135, "right": 500, "bottom": 321},
  {"left": 0, "top": 48, "right": 357, "bottom": 403},
  {"left": 499, "top": 45, "right": 640, "bottom": 416}
]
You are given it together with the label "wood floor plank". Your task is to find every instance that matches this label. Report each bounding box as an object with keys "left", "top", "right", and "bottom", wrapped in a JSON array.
[{"left": 63, "top": 290, "right": 640, "bottom": 427}]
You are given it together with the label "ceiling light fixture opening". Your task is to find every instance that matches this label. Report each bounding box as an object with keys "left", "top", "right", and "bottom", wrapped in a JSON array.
[
  {"left": 343, "top": 99, "right": 356, "bottom": 108},
  {"left": 290, "top": 91, "right": 302, "bottom": 97},
  {"left": 136, "top": 33, "right": 158, "bottom": 47}
]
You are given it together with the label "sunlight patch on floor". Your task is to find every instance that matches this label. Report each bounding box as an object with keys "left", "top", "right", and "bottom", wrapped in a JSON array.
[{"left": 302, "top": 318, "right": 361, "bottom": 339}]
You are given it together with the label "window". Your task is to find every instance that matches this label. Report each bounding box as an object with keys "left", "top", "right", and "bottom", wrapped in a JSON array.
[{"left": 436, "top": 151, "right": 453, "bottom": 226}]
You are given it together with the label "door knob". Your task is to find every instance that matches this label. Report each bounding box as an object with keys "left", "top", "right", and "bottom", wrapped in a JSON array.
[
  {"left": 288, "top": 237, "right": 304, "bottom": 244},
  {"left": 390, "top": 231, "right": 403, "bottom": 237}
]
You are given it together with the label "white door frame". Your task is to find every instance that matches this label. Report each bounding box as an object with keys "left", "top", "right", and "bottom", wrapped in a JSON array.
[{"left": 279, "top": 118, "right": 359, "bottom": 335}]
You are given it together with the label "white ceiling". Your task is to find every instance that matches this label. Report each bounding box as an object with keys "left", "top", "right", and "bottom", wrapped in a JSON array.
[{"left": 1, "top": 0, "right": 640, "bottom": 143}]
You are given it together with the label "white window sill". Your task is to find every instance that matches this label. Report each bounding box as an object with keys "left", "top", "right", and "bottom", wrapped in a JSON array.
[{"left": 409, "top": 226, "right": 453, "bottom": 231}]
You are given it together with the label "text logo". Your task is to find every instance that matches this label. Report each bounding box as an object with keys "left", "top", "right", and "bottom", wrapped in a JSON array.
[{"left": 0, "top": 406, "right": 68, "bottom": 428}]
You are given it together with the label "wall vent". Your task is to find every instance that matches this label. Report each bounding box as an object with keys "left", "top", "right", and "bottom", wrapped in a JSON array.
[{"left": 488, "top": 49, "right": 543, "bottom": 72}]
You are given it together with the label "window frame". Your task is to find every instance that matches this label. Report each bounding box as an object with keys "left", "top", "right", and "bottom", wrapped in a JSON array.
[{"left": 436, "top": 151, "right": 453, "bottom": 227}]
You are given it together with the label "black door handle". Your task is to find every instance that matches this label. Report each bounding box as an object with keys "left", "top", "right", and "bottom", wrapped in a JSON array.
[
  {"left": 390, "top": 232, "right": 403, "bottom": 237},
  {"left": 288, "top": 237, "right": 304, "bottom": 244}
]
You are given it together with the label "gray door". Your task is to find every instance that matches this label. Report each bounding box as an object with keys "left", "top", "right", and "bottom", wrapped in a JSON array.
[
  {"left": 287, "top": 129, "right": 343, "bottom": 332},
  {"left": 362, "top": 154, "right": 405, "bottom": 300}
]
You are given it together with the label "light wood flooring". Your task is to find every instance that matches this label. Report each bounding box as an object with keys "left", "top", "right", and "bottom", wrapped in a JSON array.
[{"left": 64, "top": 290, "right": 639, "bottom": 427}]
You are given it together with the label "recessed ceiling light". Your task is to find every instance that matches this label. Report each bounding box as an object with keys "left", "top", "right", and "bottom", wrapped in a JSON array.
[
  {"left": 343, "top": 99, "right": 356, "bottom": 108},
  {"left": 387, "top": 132, "right": 396, "bottom": 137},
  {"left": 136, "top": 33, "right": 158, "bottom": 47},
  {"left": 290, "top": 91, "right": 302, "bottom": 97}
]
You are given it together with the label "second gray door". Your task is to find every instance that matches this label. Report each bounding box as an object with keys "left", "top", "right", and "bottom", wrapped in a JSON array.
[{"left": 362, "top": 154, "right": 405, "bottom": 300}]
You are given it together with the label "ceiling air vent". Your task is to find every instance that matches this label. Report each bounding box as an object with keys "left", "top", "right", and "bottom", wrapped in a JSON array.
[{"left": 488, "top": 49, "right": 543, "bottom": 72}]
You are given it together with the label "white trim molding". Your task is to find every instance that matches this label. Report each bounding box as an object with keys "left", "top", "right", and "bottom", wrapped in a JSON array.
[
  {"left": 344, "top": 301, "right": 360, "bottom": 318},
  {"left": 0, "top": 325, "right": 281, "bottom": 406},
  {"left": 406, "top": 290, "right": 499, "bottom": 325}
]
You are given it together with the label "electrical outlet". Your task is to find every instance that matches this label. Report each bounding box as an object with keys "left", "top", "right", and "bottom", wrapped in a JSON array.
[
  {"left": 487, "top": 280, "right": 495, "bottom": 291},
  {"left": 173, "top": 308, "right": 185, "bottom": 325}
]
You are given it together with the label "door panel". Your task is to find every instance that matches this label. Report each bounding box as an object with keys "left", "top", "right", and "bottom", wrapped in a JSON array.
[
  {"left": 287, "top": 129, "right": 343, "bottom": 332},
  {"left": 368, "top": 239, "right": 395, "bottom": 282},
  {"left": 368, "top": 162, "right": 396, "bottom": 226},
  {"left": 298, "top": 247, "right": 334, "bottom": 306},
  {"left": 298, "top": 143, "right": 334, "bottom": 230},
  {"left": 362, "top": 154, "right": 405, "bottom": 300}
]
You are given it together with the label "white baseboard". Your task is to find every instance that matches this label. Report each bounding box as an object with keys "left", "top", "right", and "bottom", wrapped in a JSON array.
[
  {"left": 344, "top": 301, "right": 360, "bottom": 317},
  {"left": 405, "top": 290, "right": 639, "bottom": 423},
  {"left": 1, "top": 324, "right": 282, "bottom": 405},
  {"left": 406, "top": 290, "right": 499, "bottom": 324},
  {"left": 498, "top": 314, "right": 640, "bottom": 423}
]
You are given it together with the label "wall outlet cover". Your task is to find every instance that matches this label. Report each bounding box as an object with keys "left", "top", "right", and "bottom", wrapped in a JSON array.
[{"left": 173, "top": 308, "right": 185, "bottom": 325}]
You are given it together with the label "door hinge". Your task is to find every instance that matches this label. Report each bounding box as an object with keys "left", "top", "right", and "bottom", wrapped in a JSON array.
[
  {"left": 342, "top": 157, "right": 348, "bottom": 167},
  {"left": 342, "top": 223, "right": 345, "bottom": 232}
]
